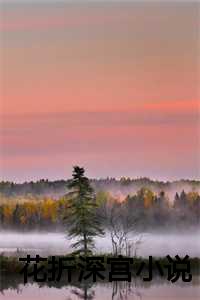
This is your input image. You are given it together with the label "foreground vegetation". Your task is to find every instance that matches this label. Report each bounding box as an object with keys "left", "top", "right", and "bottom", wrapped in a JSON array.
[{"left": 1, "top": 255, "right": 200, "bottom": 275}]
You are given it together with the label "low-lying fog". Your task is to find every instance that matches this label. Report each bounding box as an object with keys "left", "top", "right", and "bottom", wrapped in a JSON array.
[{"left": 0, "top": 231, "right": 199, "bottom": 257}]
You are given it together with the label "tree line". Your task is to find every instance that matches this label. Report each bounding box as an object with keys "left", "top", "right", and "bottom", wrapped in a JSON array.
[
  {"left": 0, "top": 166, "right": 200, "bottom": 256},
  {"left": 0, "top": 177, "right": 199, "bottom": 198},
  {"left": 0, "top": 180, "right": 199, "bottom": 231}
]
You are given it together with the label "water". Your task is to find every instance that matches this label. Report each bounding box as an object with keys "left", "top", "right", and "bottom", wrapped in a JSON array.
[
  {"left": 0, "top": 280, "right": 200, "bottom": 300},
  {"left": 0, "top": 231, "right": 199, "bottom": 299},
  {"left": 0, "top": 231, "right": 199, "bottom": 257}
]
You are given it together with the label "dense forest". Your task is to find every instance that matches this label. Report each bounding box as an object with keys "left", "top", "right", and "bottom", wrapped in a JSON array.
[
  {"left": 0, "top": 177, "right": 199, "bottom": 198},
  {"left": 0, "top": 177, "right": 199, "bottom": 231}
]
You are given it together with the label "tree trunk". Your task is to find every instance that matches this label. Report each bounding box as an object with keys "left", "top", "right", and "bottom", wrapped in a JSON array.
[{"left": 83, "top": 233, "right": 87, "bottom": 256}]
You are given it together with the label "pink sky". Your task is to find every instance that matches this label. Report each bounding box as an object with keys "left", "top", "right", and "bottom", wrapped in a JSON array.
[{"left": 0, "top": 1, "right": 199, "bottom": 181}]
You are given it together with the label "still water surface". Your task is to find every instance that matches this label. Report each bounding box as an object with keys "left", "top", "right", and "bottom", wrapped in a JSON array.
[{"left": 1, "top": 280, "right": 200, "bottom": 300}]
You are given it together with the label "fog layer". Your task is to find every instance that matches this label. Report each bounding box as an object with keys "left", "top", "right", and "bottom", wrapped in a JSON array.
[{"left": 0, "top": 231, "right": 199, "bottom": 258}]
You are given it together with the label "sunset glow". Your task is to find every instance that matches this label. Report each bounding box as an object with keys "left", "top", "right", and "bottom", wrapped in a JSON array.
[{"left": 0, "top": 1, "right": 199, "bottom": 181}]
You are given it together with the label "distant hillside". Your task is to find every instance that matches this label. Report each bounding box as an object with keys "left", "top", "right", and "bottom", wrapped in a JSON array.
[{"left": 0, "top": 178, "right": 199, "bottom": 202}]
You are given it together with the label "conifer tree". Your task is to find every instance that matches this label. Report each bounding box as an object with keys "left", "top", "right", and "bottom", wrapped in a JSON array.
[{"left": 66, "top": 166, "right": 104, "bottom": 255}]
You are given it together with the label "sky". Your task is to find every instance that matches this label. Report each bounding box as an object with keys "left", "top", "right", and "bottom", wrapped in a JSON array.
[{"left": 0, "top": 1, "right": 199, "bottom": 182}]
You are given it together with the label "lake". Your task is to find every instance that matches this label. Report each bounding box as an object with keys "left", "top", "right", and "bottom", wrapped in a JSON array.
[
  {"left": 0, "top": 231, "right": 199, "bottom": 299},
  {"left": 0, "top": 279, "right": 200, "bottom": 300}
]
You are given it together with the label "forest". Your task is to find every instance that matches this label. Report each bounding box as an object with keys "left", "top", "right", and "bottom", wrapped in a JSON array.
[
  {"left": 0, "top": 168, "right": 200, "bottom": 268},
  {"left": 0, "top": 177, "right": 199, "bottom": 198},
  {"left": 0, "top": 181, "right": 199, "bottom": 231}
]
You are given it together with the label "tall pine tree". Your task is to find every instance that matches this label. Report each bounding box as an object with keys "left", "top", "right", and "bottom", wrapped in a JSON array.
[{"left": 66, "top": 166, "right": 104, "bottom": 255}]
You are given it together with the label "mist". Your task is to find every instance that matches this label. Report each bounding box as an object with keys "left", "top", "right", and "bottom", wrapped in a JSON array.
[{"left": 0, "top": 230, "right": 199, "bottom": 258}]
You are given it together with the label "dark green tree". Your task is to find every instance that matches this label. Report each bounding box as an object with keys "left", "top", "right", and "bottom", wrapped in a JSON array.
[{"left": 66, "top": 166, "right": 104, "bottom": 255}]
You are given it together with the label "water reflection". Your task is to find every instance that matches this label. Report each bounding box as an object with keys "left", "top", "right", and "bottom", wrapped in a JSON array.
[
  {"left": 70, "top": 283, "right": 95, "bottom": 300},
  {"left": 111, "top": 281, "right": 142, "bottom": 300},
  {"left": 1, "top": 275, "right": 199, "bottom": 300},
  {"left": 66, "top": 281, "right": 142, "bottom": 300}
]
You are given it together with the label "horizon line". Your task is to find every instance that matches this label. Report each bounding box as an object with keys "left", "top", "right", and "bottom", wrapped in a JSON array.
[{"left": 1, "top": 176, "right": 200, "bottom": 185}]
